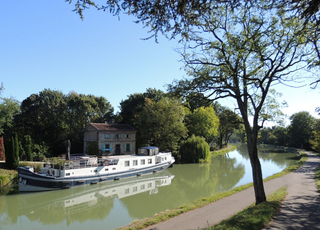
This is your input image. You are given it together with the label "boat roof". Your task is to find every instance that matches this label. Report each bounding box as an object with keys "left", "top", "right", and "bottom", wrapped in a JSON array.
[{"left": 139, "top": 146, "right": 159, "bottom": 150}]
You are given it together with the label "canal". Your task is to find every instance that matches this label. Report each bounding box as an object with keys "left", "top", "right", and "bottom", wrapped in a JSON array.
[{"left": 0, "top": 144, "right": 299, "bottom": 230}]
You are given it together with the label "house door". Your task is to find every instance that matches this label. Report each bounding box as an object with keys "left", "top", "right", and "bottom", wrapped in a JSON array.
[{"left": 115, "top": 144, "right": 121, "bottom": 155}]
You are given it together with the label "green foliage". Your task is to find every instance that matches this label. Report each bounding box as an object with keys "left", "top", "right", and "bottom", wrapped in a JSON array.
[
  {"left": 310, "top": 119, "right": 320, "bottom": 153},
  {"left": 85, "top": 141, "right": 101, "bottom": 156},
  {"left": 0, "top": 136, "right": 4, "bottom": 161},
  {"left": 12, "top": 132, "right": 19, "bottom": 169},
  {"left": 288, "top": 111, "right": 315, "bottom": 149},
  {"left": 118, "top": 88, "right": 165, "bottom": 125},
  {"left": 180, "top": 135, "right": 210, "bottom": 163},
  {"left": 5, "top": 132, "right": 19, "bottom": 169},
  {"left": 134, "top": 97, "right": 187, "bottom": 152},
  {"left": 24, "top": 135, "right": 33, "bottom": 161},
  {"left": 15, "top": 89, "right": 114, "bottom": 156},
  {"left": 0, "top": 96, "right": 20, "bottom": 136},
  {"left": 215, "top": 103, "right": 242, "bottom": 148},
  {"left": 187, "top": 106, "right": 220, "bottom": 142}
]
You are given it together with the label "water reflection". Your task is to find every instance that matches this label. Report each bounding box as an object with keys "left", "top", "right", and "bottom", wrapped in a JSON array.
[
  {"left": 0, "top": 144, "right": 298, "bottom": 230},
  {"left": 1, "top": 172, "right": 174, "bottom": 228}
]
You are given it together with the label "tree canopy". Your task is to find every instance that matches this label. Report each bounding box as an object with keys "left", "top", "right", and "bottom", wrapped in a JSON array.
[
  {"left": 134, "top": 97, "right": 187, "bottom": 152},
  {"left": 167, "top": 1, "right": 316, "bottom": 204},
  {"left": 15, "top": 89, "right": 114, "bottom": 156}
]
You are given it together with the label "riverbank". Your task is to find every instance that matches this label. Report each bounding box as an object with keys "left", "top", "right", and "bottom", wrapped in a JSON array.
[{"left": 118, "top": 150, "right": 310, "bottom": 230}]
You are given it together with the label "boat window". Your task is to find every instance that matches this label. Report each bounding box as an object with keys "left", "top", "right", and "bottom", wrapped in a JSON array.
[
  {"left": 133, "top": 160, "right": 138, "bottom": 166},
  {"left": 141, "top": 159, "right": 145, "bottom": 165},
  {"left": 133, "top": 186, "right": 137, "bottom": 192},
  {"left": 125, "top": 161, "right": 130, "bottom": 167},
  {"left": 112, "top": 168, "right": 116, "bottom": 170},
  {"left": 66, "top": 173, "right": 70, "bottom": 176},
  {"left": 148, "top": 159, "right": 152, "bottom": 164},
  {"left": 141, "top": 184, "right": 145, "bottom": 190},
  {"left": 105, "top": 168, "right": 109, "bottom": 171}
]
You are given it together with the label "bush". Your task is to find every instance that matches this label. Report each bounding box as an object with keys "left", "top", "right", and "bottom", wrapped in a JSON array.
[{"left": 180, "top": 135, "right": 210, "bottom": 163}]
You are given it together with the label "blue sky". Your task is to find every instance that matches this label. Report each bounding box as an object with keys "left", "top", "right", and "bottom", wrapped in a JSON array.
[{"left": 1, "top": 1, "right": 319, "bottom": 124}]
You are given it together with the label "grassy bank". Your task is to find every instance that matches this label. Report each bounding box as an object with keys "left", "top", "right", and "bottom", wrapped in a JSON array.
[
  {"left": 0, "top": 161, "right": 43, "bottom": 188},
  {"left": 208, "top": 187, "right": 287, "bottom": 230},
  {"left": 118, "top": 151, "right": 308, "bottom": 230},
  {"left": 0, "top": 162, "right": 18, "bottom": 187},
  {"left": 211, "top": 144, "right": 236, "bottom": 156}
]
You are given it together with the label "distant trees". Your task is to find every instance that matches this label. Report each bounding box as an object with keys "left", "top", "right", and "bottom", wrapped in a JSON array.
[
  {"left": 258, "top": 111, "right": 319, "bottom": 152},
  {"left": 288, "top": 111, "right": 315, "bottom": 149}
]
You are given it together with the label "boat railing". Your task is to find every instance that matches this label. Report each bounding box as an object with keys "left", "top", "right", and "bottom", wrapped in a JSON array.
[{"left": 43, "top": 157, "right": 119, "bottom": 170}]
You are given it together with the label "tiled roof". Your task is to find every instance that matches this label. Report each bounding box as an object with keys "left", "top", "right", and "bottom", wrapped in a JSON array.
[{"left": 88, "top": 123, "right": 137, "bottom": 131}]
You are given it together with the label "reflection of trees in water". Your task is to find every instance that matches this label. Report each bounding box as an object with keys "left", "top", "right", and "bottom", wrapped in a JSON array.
[
  {"left": 12, "top": 189, "right": 115, "bottom": 225},
  {"left": 122, "top": 155, "right": 245, "bottom": 219},
  {"left": 211, "top": 154, "right": 245, "bottom": 192},
  {"left": 236, "top": 143, "right": 298, "bottom": 168}
]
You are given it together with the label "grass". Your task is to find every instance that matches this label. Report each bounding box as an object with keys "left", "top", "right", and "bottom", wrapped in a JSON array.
[
  {"left": 208, "top": 187, "right": 287, "bottom": 230},
  {"left": 212, "top": 144, "right": 236, "bottom": 156},
  {"left": 118, "top": 150, "right": 307, "bottom": 230}
]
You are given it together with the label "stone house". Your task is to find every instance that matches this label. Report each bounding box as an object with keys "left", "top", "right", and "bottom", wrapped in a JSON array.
[{"left": 83, "top": 123, "right": 137, "bottom": 155}]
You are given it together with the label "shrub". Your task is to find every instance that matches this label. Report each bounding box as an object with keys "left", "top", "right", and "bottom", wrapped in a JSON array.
[{"left": 180, "top": 135, "right": 210, "bottom": 163}]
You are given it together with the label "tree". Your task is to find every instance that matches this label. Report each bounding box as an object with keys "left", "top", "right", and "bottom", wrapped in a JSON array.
[
  {"left": 0, "top": 136, "right": 4, "bottom": 161},
  {"left": 66, "top": 92, "right": 114, "bottom": 153},
  {"left": 0, "top": 97, "right": 20, "bottom": 136},
  {"left": 187, "top": 105, "right": 219, "bottom": 143},
  {"left": 24, "top": 135, "right": 33, "bottom": 162},
  {"left": 213, "top": 103, "right": 242, "bottom": 148},
  {"left": 5, "top": 132, "right": 19, "bottom": 169},
  {"left": 134, "top": 97, "right": 187, "bottom": 152},
  {"left": 288, "top": 111, "right": 315, "bottom": 149},
  {"left": 118, "top": 88, "right": 165, "bottom": 125},
  {"left": 180, "top": 134, "right": 210, "bottom": 163},
  {"left": 12, "top": 132, "right": 19, "bottom": 169},
  {"left": 310, "top": 119, "right": 320, "bottom": 153},
  {"left": 168, "top": 2, "right": 314, "bottom": 204},
  {"left": 16, "top": 89, "right": 114, "bottom": 156}
]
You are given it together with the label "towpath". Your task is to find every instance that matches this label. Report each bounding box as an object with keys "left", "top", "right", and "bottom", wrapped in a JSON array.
[{"left": 143, "top": 151, "right": 320, "bottom": 230}]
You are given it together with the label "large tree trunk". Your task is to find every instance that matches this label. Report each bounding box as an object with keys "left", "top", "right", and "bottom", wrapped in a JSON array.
[{"left": 247, "top": 136, "right": 266, "bottom": 204}]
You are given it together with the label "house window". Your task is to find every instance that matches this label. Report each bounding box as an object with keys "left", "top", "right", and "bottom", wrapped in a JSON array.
[
  {"left": 125, "top": 161, "right": 130, "bottom": 167},
  {"left": 105, "top": 134, "right": 110, "bottom": 139},
  {"left": 124, "top": 134, "right": 131, "bottom": 138},
  {"left": 141, "top": 159, "right": 145, "bottom": 165},
  {"left": 124, "top": 143, "right": 132, "bottom": 152},
  {"left": 133, "top": 160, "right": 138, "bottom": 166},
  {"left": 104, "top": 144, "right": 112, "bottom": 153},
  {"left": 133, "top": 186, "right": 138, "bottom": 192},
  {"left": 116, "top": 134, "right": 121, "bottom": 139},
  {"left": 148, "top": 159, "right": 152, "bottom": 164}
]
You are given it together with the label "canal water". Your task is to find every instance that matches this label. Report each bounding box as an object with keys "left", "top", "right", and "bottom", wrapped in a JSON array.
[{"left": 0, "top": 144, "right": 299, "bottom": 230}]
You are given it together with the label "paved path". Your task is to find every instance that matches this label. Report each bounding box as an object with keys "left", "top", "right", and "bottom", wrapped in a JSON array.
[{"left": 143, "top": 151, "right": 320, "bottom": 230}]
